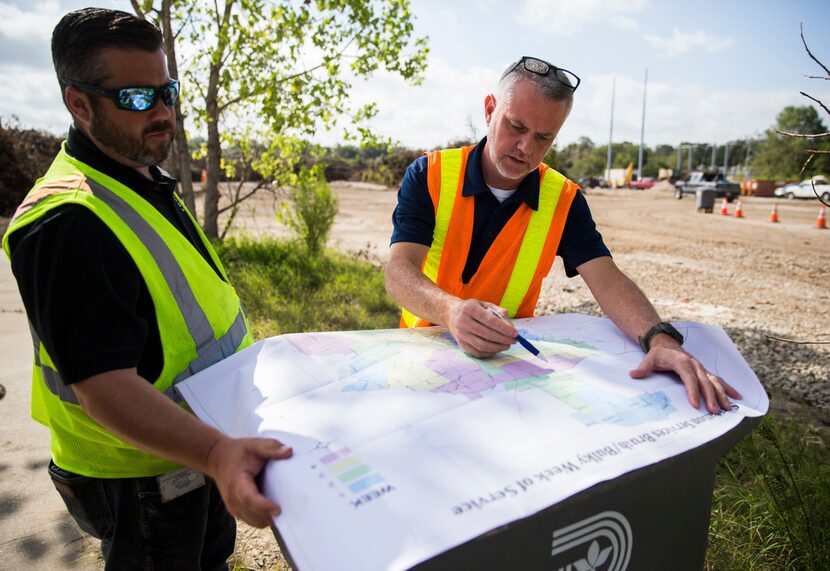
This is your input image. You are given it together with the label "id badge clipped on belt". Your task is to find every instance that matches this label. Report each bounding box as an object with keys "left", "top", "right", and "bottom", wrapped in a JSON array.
[{"left": 157, "top": 468, "right": 206, "bottom": 503}]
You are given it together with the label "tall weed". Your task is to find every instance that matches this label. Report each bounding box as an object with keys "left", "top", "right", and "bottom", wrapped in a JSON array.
[{"left": 707, "top": 415, "right": 830, "bottom": 570}]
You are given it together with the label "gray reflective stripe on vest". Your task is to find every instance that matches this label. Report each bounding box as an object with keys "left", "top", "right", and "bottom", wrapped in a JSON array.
[
  {"left": 87, "top": 178, "right": 218, "bottom": 356},
  {"left": 28, "top": 320, "right": 79, "bottom": 405},
  {"left": 165, "top": 307, "right": 248, "bottom": 403},
  {"left": 33, "top": 177, "right": 245, "bottom": 406}
]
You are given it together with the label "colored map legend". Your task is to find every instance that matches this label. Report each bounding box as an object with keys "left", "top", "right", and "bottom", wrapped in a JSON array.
[{"left": 319, "top": 447, "right": 385, "bottom": 493}]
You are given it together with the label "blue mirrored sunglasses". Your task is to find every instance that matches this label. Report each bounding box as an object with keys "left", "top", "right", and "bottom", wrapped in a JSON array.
[{"left": 66, "top": 79, "right": 179, "bottom": 112}]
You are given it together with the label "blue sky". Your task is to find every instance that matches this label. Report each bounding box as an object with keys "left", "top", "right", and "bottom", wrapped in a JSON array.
[{"left": 2, "top": 0, "right": 829, "bottom": 151}]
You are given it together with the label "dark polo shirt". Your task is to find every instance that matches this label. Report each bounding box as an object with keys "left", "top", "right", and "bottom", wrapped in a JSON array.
[{"left": 390, "top": 137, "right": 610, "bottom": 283}]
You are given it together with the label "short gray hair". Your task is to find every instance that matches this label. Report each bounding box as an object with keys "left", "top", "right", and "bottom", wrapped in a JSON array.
[{"left": 496, "top": 60, "right": 574, "bottom": 112}]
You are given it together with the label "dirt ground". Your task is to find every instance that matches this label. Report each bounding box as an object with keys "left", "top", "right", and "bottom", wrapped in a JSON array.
[{"left": 2, "top": 179, "right": 828, "bottom": 569}]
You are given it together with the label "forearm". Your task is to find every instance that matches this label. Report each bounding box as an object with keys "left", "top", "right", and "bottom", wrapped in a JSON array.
[
  {"left": 385, "top": 250, "right": 460, "bottom": 326},
  {"left": 72, "top": 368, "right": 228, "bottom": 475},
  {"left": 579, "top": 258, "right": 663, "bottom": 342}
]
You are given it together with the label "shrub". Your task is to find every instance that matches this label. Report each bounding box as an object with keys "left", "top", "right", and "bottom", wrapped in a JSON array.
[
  {"left": 0, "top": 119, "right": 62, "bottom": 216},
  {"left": 278, "top": 174, "right": 338, "bottom": 257}
]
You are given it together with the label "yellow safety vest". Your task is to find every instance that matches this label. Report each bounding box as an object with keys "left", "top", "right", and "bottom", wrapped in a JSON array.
[
  {"left": 2, "top": 145, "right": 252, "bottom": 478},
  {"left": 401, "top": 145, "right": 578, "bottom": 328}
]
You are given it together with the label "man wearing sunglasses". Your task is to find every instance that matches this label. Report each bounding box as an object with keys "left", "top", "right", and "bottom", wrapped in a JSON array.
[
  {"left": 386, "top": 56, "right": 741, "bottom": 415},
  {"left": 3, "top": 8, "right": 292, "bottom": 568}
]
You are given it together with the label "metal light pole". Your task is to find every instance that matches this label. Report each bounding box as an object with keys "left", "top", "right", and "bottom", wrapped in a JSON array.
[
  {"left": 606, "top": 76, "right": 615, "bottom": 182},
  {"left": 636, "top": 69, "right": 648, "bottom": 181},
  {"left": 710, "top": 143, "right": 717, "bottom": 169}
]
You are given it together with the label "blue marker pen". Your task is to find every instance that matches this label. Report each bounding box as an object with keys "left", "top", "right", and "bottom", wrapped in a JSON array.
[{"left": 486, "top": 307, "right": 547, "bottom": 362}]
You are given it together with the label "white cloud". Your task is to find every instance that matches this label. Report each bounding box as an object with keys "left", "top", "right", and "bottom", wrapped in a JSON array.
[
  {"left": 644, "top": 28, "right": 735, "bottom": 58},
  {"left": 0, "top": 1, "right": 62, "bottom": 43},
  {"left": 0, "top": 62, "right": 68, "bottom": 134},
  {"left": 516, "top": 0, "right": 649, "bottom": 35},
  {"left": 315, "top": 55, "right": 500, "bottom": 150},
  {"left": 611, "top": 15, "right": 638, "bottom": 31}
]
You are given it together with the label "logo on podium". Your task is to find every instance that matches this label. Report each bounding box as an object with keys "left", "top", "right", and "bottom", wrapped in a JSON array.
[{"left": 551, "top": 510, "right": 632, "bottom": 571}]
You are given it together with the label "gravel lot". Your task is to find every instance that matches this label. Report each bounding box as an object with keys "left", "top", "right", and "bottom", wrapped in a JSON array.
[{"left": 226, "top": 179, "right": 830, "bottom": 569}]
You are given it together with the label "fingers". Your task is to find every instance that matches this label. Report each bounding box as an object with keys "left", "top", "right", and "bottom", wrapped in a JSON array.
[
  {"left": 249, "top": 437, "right": 293, "bottom": 461},
  {"left": 231, "top": 475, "right": 282, "bottom": 528},
  {"left": 449, "top": 301, "right": 516, "bottom": 357},
  {"left": 212, "top": 437, "right": 293, "bottom": 528},
  {"left": 631, "top": 347, "right": 741, "bottom": 413}
]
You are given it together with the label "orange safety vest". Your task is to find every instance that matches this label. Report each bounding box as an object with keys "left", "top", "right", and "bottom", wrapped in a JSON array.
[{"left": 401, "top": 145, "right": 578, "bottom": 328}]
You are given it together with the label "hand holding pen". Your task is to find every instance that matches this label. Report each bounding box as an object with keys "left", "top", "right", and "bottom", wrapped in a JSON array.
[{"left": 485, "top": 307, "right": 548, "bottom": 362}]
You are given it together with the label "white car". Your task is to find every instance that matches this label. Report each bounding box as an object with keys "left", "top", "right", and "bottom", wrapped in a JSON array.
[{"left": 774, "top": 177, "right": 830, "bottom": 201}]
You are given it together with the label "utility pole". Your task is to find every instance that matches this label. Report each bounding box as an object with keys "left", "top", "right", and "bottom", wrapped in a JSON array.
[
  {"left": 687, "top": 144, "right": 694, "bottom": 171},
  {"left": 723, "top": 143, "right": 730, "bottom": 178},
  {"left": 636, "top": 69, "right": 648, "bottom": 181},
  {"left": 676, "top": 143, "right": 682, "bottom": 175},
  {"left": 606, "top": 76, "right": 615, "bottom": 182},
  {"left": 710, "top": 143, "right": 717, "bottom": 169}
]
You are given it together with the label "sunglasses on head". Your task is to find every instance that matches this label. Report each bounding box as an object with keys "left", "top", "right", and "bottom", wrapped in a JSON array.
[
  {"left": 66, "top": 79, "right": 180, "bottom": 112},
  {"left": 503, "top": 56, "right": 581, "bottom": 91}
]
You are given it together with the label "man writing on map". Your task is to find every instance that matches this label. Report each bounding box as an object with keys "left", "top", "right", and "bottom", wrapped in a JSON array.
[{"left": 385, "top": 55, "right": 741, "bottom": 414}]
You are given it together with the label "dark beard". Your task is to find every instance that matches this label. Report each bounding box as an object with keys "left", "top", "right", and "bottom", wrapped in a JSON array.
[{"left": 89, "top": 101, "right": 173, "bottom": 166}]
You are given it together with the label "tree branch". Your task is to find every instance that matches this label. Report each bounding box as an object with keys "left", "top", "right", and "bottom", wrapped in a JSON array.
[
  {"left": 766, "top": 333, "right": 830, "bottom": 345},
  {"left": 800, "top": 91, "right": 830, "bottom": 117},
  {"left": 174, "top": 3, "right": 197, "bottom": 41},
  {"left": 800, "top": 23, "right": 830, "bottom": 76},
  {"left": 130, "top": 0, "right": 146, "bottom": 19},
  {"left": 776, "top": 130, "right": 830, "bottom": 138},
  {"left": 218, "top": 179, "right": 267, "bottom": 215}
]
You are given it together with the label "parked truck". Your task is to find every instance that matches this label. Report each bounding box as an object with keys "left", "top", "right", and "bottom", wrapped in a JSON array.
[{"left": 674, "top": 171, "right": 741, "bottom": 202}]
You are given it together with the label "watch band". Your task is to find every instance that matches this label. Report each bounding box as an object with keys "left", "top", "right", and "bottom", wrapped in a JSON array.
[{"left": 638, "top": 322, "right": 684, "bottom": 353}]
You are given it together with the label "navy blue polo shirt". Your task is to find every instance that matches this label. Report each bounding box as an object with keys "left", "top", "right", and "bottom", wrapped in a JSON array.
[{"left": 390, "top": 137, "right": 610, "bottom": 283}]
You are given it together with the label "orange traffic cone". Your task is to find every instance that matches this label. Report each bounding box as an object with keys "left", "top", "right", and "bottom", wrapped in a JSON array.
[
  {"left": 719, "top": 197, "right": 729, "bottom": 216},
  {"left": 734, "top": 200, "right": 744, "bottom": 218},
  {"left": 816, "top": 205, "right": 827, "bottom": 229},
  {"left": 769, "top": 202, "right": 779, "bottom": 223}
]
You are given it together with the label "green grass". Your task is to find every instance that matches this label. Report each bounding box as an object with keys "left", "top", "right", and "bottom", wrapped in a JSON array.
[
  {"left": 216, "top": 237, "right": 400, "bottom": 339},
  {"left": 706, "top": 415, "right": 830, "bottom": 570}
]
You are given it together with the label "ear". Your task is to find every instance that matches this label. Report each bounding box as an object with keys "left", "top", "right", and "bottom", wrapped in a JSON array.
[
  {"left": 64, "top": 86, "right": 93, "bottom": 127},
  {"left": 483, "top": 94, "right": 497, "bottom": 126}
]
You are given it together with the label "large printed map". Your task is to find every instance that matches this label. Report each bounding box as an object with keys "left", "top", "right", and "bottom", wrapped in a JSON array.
[{"left": 178, "top": 313, "right": 768, "bottom": 571}]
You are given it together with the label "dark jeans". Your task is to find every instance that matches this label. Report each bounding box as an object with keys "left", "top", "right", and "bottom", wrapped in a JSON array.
[{"left": 48, "top": 460, "right": 235, "bottom": 570}]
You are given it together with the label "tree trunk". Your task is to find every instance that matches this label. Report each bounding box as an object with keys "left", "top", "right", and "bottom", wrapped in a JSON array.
[
  {"left": 201, "top": 0, "right": 235, "bottom": 240},
  {"left": 160, "top": 0, "right": 196, "bottom": 217},
  {"left": 203, "top": 72, "right": 221, "bottom": 239}
]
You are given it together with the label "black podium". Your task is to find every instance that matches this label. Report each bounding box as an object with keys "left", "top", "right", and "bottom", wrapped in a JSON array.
[
  {"left": 270, "top": 417, "right": 759, "bottom": 571},
  {"left": 412, "top": 417, "right": 760, "bottom": 571}
]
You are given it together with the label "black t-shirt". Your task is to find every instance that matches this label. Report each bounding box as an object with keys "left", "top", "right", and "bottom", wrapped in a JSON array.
[{"left": 8, "top": 127, "right": 219, "bottom": 385}]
